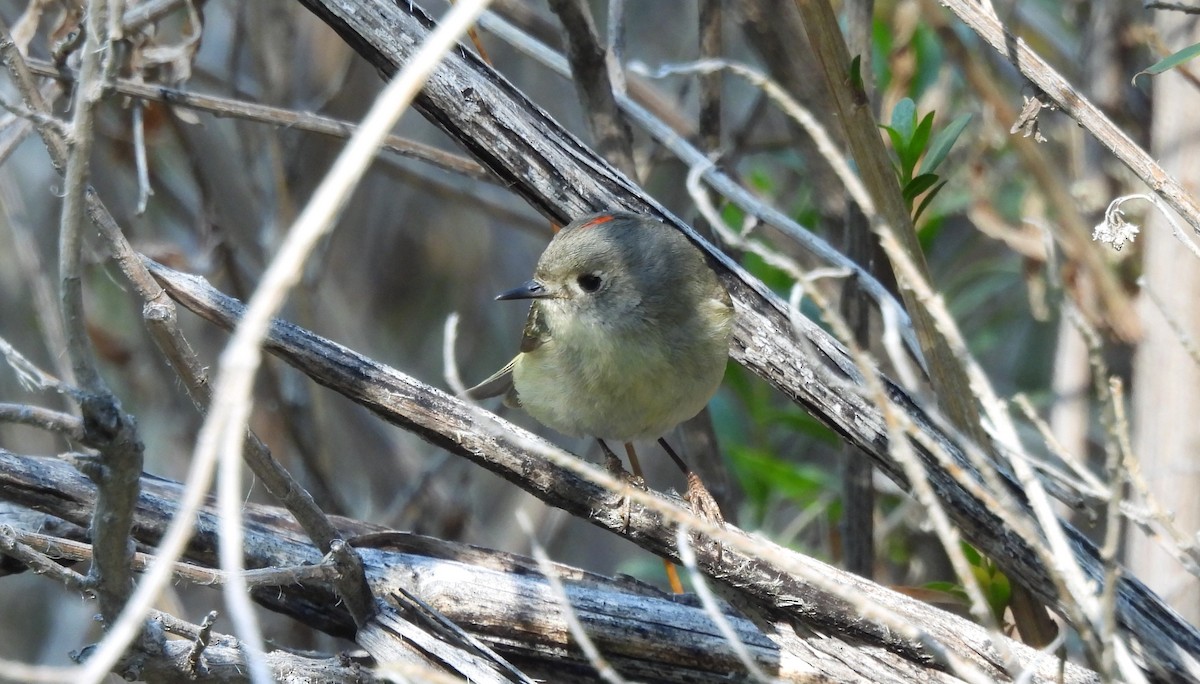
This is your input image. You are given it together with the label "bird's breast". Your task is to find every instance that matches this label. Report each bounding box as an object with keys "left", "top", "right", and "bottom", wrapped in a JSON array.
[{"left": 512, "top": 312, "right": 729, "bottom": 442}]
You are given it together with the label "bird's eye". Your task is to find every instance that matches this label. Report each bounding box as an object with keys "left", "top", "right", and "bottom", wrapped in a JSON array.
[{"left": 577, "top": 273, "right": 603, "bottom": 292}]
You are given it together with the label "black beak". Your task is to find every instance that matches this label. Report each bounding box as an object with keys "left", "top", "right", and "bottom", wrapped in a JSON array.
[{"left": 495, "top": 279, "right": 550, "bottom": 301}]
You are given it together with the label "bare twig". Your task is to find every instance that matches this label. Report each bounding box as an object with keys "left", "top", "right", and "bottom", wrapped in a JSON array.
[
  {"left": 52, "top": 0, "right": 146, "bottom": 637},
  {"left": 0, "top": 524, "right": 90, "bottom": 591},
  {"left": 1144, "top": 1, "right": 1200, "bottom": 14},
  {"left": 698, "top": 0, "right": 722, "bottom": 154},
  {"left": 546, "top": 0, "right": 637, "bottom": 178},
  {"left": 131, "top": 101, "right": 152, "bottom": 214},
  {"left": 8, "top": 527, "right": 341, "bottom": 587},
  {"left": 938, "top": 0, "right": 1200, "bottom": 230},
  {"left": 0, "top": 165, "right": 77, "bottom": 388},
  {"left": 60, "top": 0, "right": 110, "bottom": 396},
  {"left": 605, "top": 0, "right": 626, "bottom": 96},
  {"left": 1098, "top": 378, "right": 1131, "bottom": 680},
  {"left": 0, "top": 404, "right": 84, "bottom": 440},
  {"left": 1011, "top": 395, "right": 1108, "bottom": 501},
  {"left": 0, "top": 334, "right": 73, "bottom": 397},
  {"left": 194, "top": 2, "right": 495, "bottom": 682},
  {"left": 22, "top": 57, "right": 494, "bottom": 182},
  {"left": 185, "top": 611, "right": 218, "bottom": 677},
  {"left": 442, "top": 313, "right": 468, "bottom": 396}
]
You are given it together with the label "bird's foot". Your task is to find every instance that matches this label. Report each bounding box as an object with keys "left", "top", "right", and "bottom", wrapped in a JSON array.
[
  {"left": 684, "top": 472, "right": 725, "bottom": 563},
  {"left": 684, "top": 472, "right": 724, "bottom": 525}
]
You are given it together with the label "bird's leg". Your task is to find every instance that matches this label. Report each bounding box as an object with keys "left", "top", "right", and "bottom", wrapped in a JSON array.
[
  {"left": 598, "top": 438, "right": 623, "bottom": 474},
  {"left": 622, "top": 441, "right": 684, "bottom": 595},
  {"left": 657, "top": 438, "right": 725, "bottom": 525},
  {"left": 656, "top": 438, "right": 689, "bottom": 474},
  {"left": 598, "top": 440, "right": 641, "bottom": 533}
]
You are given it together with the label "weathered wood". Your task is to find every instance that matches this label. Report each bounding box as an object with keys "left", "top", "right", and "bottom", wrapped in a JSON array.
[{"left": 0, "top": 449, "right": 1096, "bottom": 683}]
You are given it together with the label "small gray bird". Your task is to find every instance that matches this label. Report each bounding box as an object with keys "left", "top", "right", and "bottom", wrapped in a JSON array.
[{"left": 468, "top": 211, "right": 734, "bottom": 472}]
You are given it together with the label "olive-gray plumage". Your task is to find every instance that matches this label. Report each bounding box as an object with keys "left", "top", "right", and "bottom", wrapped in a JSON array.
[{"left": 468, "top": 211, "right": 733, "bottom": 442}]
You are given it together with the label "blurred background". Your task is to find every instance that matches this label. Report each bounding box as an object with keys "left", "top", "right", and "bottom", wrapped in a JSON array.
[{"left": 0, "top": 0, "right": 1187, "bottom": 669}]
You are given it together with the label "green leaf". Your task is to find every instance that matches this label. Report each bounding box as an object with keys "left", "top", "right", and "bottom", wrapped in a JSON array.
[
  {"left": 912, "top": 180, "right": 940, "bottom": 222},
  {"left": 881, "top": 125, "right": 905, "bottom": 159},
  {"left": 765, "top": 410, "right": 840, "bottom": 445},
  {"left": 903, "top": 112, "right": 936, "bottom": 178},
  {"left": 960, "top": 542, "right": 983, "bottom": 566},
  {"left": 729, "top": 446, "right": 833, "bottom": 507},
  {"left": 741, "top": 251, "right": 792, "bottom": 295},
  {"left": 919, "top": 113, "right": 972, "bottom": 175},
  {"left": 890, "top": 98, "right": 917, "bottom": 147},
  {"left": 1134, "top": 42, "right": 1200, "bottom": 85},
  {"left": 987, "top": 571, "right": 1012, "bottom": 619},
  {"left": 902, "top": 173, "right": 941, "bottom": 203},
  {"left": 911, "top": 24, "right": 944, "bottom": 96},
  {"left": 871, "top": 18, "right": 893, "bottom": 93},
  {"left": 849, "top": 55, "right": 865, "bottom": 96},
  {"left": 923, "top": 581, "right": 969, "bottom": 604}
]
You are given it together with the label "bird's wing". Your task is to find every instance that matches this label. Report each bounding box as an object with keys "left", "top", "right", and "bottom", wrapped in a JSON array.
[
  {"left": 518, "top": 301, "right": 550, "bottom": 354},
  {"left": 466, "top": 357, "right": 516, "bottom": 401},
  {"left": 468, "top": 302, "right": 551, "bottom": 406}
]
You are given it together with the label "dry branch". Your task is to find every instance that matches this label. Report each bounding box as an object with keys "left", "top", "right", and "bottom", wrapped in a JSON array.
[{"left": 0, "top": 447, "right": 1097, "bottom": 683}]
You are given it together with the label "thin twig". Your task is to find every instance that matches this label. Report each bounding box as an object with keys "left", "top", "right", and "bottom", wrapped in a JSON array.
[
  {"left": 1139, "top": 278, "right": 1200, "bottom": 368},
  {"left": 131, "top": 101, "right": 152, "bottom": 214},
  {"left": 56, "top": 0, "right": 146, "bottom": 637},
  {"left": 0, "top": 404, "right": 84, "bottom": 440},
  {"left": 1097, "top": 378, "right": 1130, "bottom": 680},
  {"left": 0, "top": 334, "right": 74, "bottom": 397},
  {"left": 939, "top": 0, "right": 1200, "bottom": 230},
  {"left": 9, "top": 528, "right": 340, "bottom": 587},
  {"left": 442, "top": 313, "right": 468, "bottom": 396},
  {"left": 546, "top": 0, "right": 637, "bottom": 178},
  {"left": 198, "top": 2, "right": 495, "bottom": 682},
  {"left": 0, "top": 173, "right": 77, "bottom": 388},
  {"left": 23, "top": 58, "right": 494, "bottom": 182},
  {"left": 185, "top": 610, "right": 218, "bottom": 677},
  {"left": 1011, "top": 394, "right": 1108, "bottom": 500},
  {"left": 698, "top": 0, "right": 722, "bottom": 154},
  {"left": 605, "top": 0, "right": 626, "bottom": 96},
  {"left": 1144, "top": 1, "right": 1200, "bottom": 14},
  {"left": 59, "top": 0, "right": 109, "bottom": 396}
]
